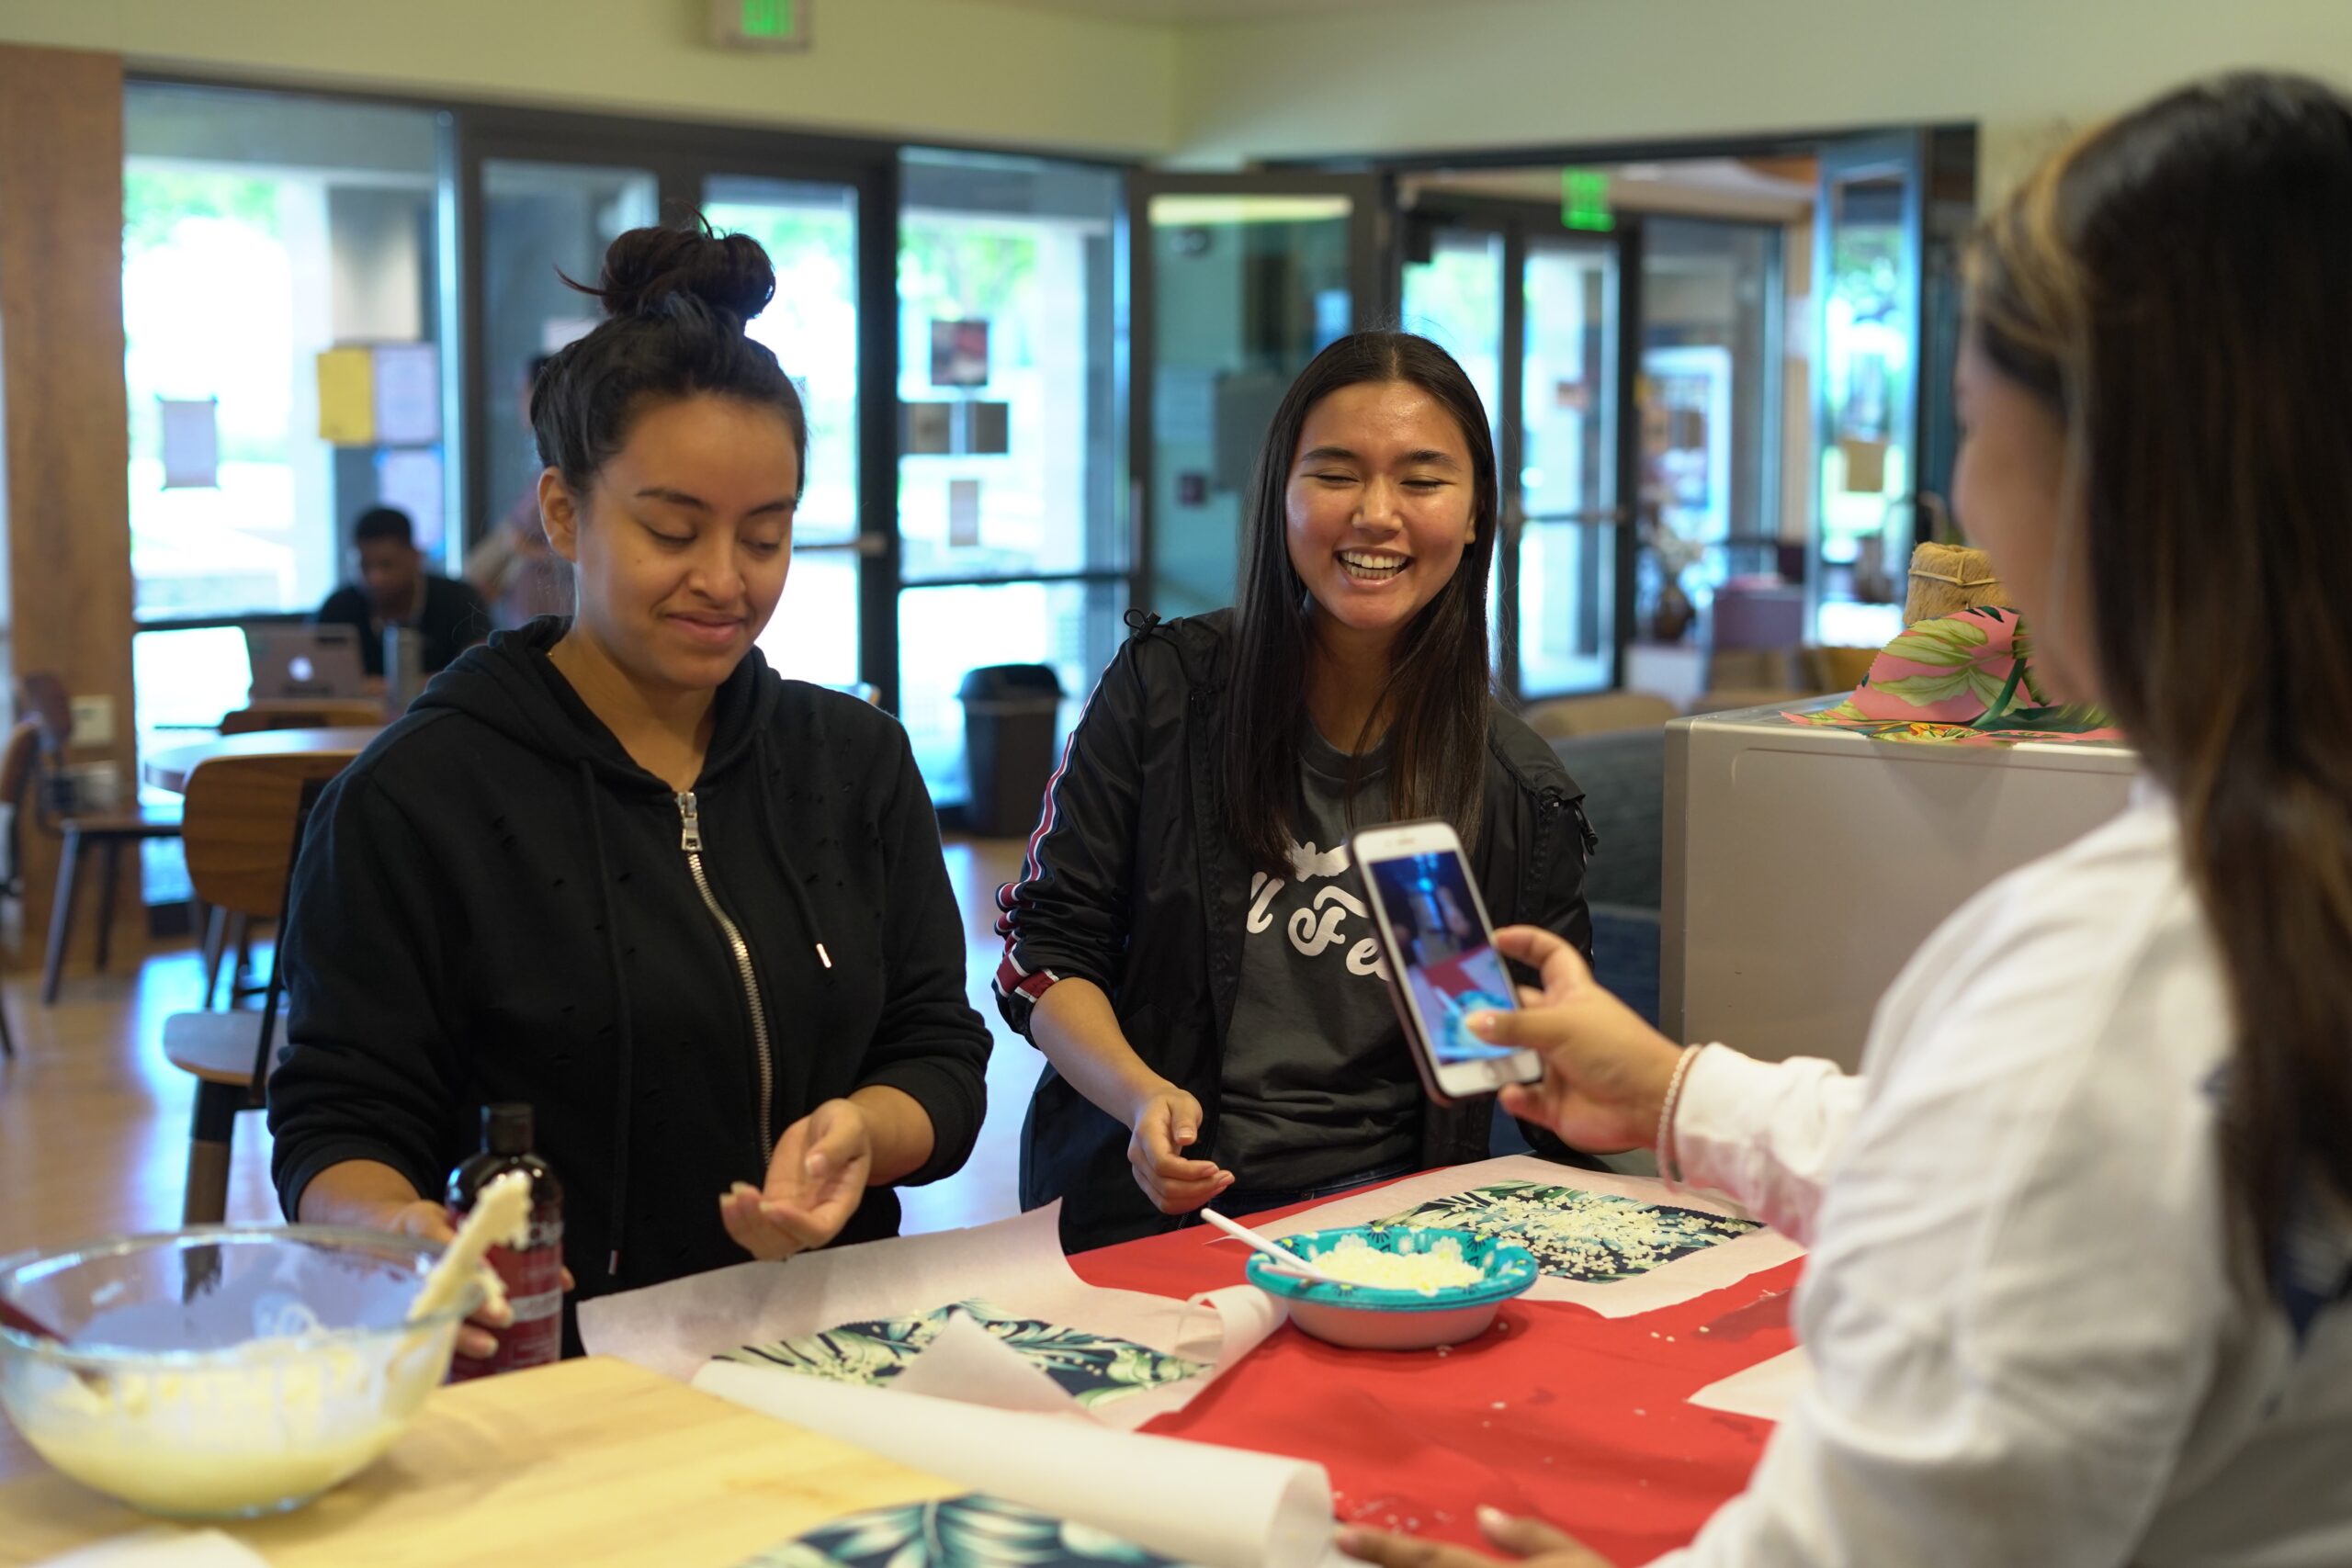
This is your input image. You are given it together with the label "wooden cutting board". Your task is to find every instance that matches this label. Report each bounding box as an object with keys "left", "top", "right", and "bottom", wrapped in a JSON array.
[{"left": 0, "top": 1356, "right": 963, "bottom": 1566}]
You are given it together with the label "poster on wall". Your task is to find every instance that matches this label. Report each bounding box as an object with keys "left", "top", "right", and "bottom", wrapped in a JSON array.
[
  {"left": 930, "top": 320, "right": 990, "bottom": 388},
  {"left": 158, "top": 398, "right": 220, "bottom": 490},
  {"left": 371, "top": 344, "right": 441, "bottom": 446}
]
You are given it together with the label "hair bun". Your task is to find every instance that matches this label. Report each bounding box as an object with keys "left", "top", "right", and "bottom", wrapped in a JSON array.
[{"left": 585, "top": 220, "right": 775, "bottom": 323}]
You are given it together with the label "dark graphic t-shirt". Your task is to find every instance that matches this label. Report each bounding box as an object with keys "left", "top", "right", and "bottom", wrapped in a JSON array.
[{"left": 1215, "top": 730, "right": 1420, "bottom": 1190}]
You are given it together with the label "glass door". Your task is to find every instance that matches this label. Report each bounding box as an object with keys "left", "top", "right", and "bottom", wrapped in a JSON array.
[
  {"left": 698, "top": 174, "right": 865, "bottom": 691},
  {"left": 1130, "top": 173, "right": 1385, "bottom": 618},
  {"left": 473, "top": 158, "right": 659, "bottom": 627},
  {"left": 1813, "top": 134, "right": 1924, "bottom": 647},
  {"left": 1402, "top": 209, "right": 1633, "bottom": 700},
  {"left": 1517, "top": 232, "right": 1626, "bottom": 696},
  {"left": 894, "top": 151, "right": 1126, "bottom": 807},
  {"left": 458, "top": 115, "right": 891, "bottom": 702}
]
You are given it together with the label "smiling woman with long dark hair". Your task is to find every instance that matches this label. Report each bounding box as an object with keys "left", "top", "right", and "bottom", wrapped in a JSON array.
[{"left": 995, "top": 332, "right": 1601, "bottom": 1254}]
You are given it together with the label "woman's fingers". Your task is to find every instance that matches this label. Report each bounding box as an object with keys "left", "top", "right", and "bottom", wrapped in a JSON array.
[
  {"left": 1489, "top": 925, "right": 1595, "bottom": 994},
  {"left": 1336, "top": 1527, "right": 1498, "bottom": 1566},
  {"left": 1476, "top": 1507, "right": 1597, "bottom": 1560}
]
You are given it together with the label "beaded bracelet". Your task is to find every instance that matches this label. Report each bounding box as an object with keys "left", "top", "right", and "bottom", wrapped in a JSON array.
[{"left": 1655, "top": 1043, "right": 1702, "bottom": 1189}]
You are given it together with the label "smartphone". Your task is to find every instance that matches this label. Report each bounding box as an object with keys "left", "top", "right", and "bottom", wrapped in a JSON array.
[{"left": 1352, "top": 819, "right": 1544, "bottom": 1105}]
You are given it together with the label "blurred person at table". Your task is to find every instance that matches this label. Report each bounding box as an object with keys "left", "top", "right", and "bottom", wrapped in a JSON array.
[
  {"left": 1343, "top": 73, "right": 2352, "bottom": 1568},
  {"left": 995, "top": 331, "right": 1600, "bottom": 1255},
  {"left": 465, "top": 353, "right": 575, "bottom": 629},
  {"left": 315, "top": 505, "right": 492, "bottom": 678},
  {"left": 269, "top": 218, "right": 990, "bottom": 1359}
]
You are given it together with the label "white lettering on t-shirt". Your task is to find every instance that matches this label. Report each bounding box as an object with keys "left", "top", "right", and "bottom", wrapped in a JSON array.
[{"left": 1247, "top": 839, "right": 1390, "bottom": 981}]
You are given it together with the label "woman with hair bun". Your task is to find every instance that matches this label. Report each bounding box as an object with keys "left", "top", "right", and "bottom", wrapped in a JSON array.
[{"left": 269, "top": 220, "right": 991, "bottom": 1358}]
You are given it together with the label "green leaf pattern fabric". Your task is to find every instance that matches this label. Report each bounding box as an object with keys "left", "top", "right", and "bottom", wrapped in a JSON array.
[
  {"left": 743, "top": 1492, "right": 1195, "bottom": 1568},
  {"left": 715, "top": 1301, "right": 1208, "bottom": 1411},
  {"left": 1374, "top": 1181, "right": 1761, "bottom": 1283}
]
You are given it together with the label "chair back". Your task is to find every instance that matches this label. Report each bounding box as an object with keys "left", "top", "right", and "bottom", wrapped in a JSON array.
[
  {"left": 0, "top": 719, "right": 37, "bottom": 891},
  {"left": 180, "top": 752, "right": 355, "bottom": 920},
  {"left": 13, "top": 672, "right": 70, "bottom": 756},
  {"left": 1520, "top": 691, "right": 1679, "bottom": 741},
  {"left": 220, "top": 700, "right": 386, "bottom": 736},
  {"left": 0, "top": 720, "right": 40, "bottom": 815}
]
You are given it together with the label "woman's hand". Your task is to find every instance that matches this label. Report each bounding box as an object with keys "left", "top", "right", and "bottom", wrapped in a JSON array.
[
  {"left": 372, "top": 1199, "right": 562, "bottom": 1361},
  {"left": 1474, "top": 926, "right": 1685, "bottom": 1155},
  {"left": 722, "top": 1098, "right": 876, "bottom": 1261},
  {"left": 1125, "top": 1082, "right": 1233, "bottom": 1214},
  {"left": 1340, "top": 1507, "right": 1611, "bottom": 1567}
]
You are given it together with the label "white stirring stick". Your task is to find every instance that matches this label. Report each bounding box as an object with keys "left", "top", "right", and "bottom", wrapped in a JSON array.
[
  {"left": 1199, "top": 1207, "right": 1342, "bottom": 1285},
  {"left": 407, "top": 1170, "right": 532, "bottom": 1325}
]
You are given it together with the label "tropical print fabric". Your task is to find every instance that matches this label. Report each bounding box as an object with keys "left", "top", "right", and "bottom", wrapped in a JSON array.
[
  {"left": 742, "top": 1493, "right": 1195, "bottom": 1568},
  {"left": 1374, "top": 1182, "right": 1761, "bottom": 1283},
  {"left": 1785, "top": 604, "right": 2122, "bottom": 746},
  {"left": 713, "top": 1300, "right": 1207, "bottom": 1412}
]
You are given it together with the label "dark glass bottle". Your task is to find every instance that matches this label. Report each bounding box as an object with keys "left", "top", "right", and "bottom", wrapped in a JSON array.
[{"left": 445, "top": 1103, "right": 564, "bottom": 1380}]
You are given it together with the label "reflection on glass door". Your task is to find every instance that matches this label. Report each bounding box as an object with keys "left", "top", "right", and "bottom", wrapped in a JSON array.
[
  {"left": 1400, "top": 225, "right": 1506, "bottom": 671},
  {"left": 1519, "top": 236, "right": 1620, "bottom": 695},
  {"left": 477, "top": 159, "right": 658, "bottom": 626},
  {"left": 1402, "top": 217, "right": 1624, "bottom": 700},
  {"left": 1135, "top": 176, "right": 1379, "bottom": 618},
  {"left": 701, "top": 175, "right": 862, "bottom": 689},
  {"left": 895, "top": 150, "right": 1125, "bottom": 807},
  {"left": 1815, "top": 139, "right": 1921, "bottom": 647}
]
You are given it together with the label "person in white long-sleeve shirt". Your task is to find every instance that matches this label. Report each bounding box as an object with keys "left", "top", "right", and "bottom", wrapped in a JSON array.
[{"left": 1345, "top": 72, "right": 2352, "bottom": 1568}]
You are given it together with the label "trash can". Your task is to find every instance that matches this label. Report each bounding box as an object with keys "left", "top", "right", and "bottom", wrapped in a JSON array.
[{"left": 957, "top": 664, "right": 1064, "bottom": 838}]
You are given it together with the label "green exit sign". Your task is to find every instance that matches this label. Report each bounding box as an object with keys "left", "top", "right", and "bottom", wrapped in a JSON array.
[
  {"left": 1562, "top": 168, "right": 1613, "bottom": 232},
  {"left": 711, "top": 0, "right": 810, "bottom": 50}
]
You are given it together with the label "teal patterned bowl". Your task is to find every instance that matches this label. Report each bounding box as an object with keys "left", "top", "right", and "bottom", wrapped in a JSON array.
[{"left": 1245, "top": 1226, "right": 1538, "bottom": 1350}]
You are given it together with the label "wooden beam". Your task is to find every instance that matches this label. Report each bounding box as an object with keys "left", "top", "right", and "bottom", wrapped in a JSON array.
[{"left": 0, "top": 45, "right": 142, "bottom": 980}]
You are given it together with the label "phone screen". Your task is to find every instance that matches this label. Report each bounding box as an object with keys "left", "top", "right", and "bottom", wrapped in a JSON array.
[{"left": 1363, "top": 848, "right": 1519, "bottom": 1066}]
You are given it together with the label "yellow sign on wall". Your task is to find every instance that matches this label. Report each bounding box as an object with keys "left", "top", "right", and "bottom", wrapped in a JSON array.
[{"left": 316, "top": 347, "right": 376, "bottom": 445}]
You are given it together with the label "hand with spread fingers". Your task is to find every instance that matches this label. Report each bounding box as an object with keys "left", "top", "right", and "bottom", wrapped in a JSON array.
[
  {"left": 1340, "top": 1506, "right": 1612, "bottom": 1568},
  {"left": 719, "top": 1097, "right": 876, "bottom": 1261},
  {"left": 1467, "top": 924, "right": 1686, "bottom": 1156},
  {"left": 1126, "top": 1082, "right": 1233, "bottom": 1214}
]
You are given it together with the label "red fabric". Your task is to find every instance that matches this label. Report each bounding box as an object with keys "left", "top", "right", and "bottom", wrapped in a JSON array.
[{"left": 1071, "top": 1194, "right": 1798, "bottom": 1566}]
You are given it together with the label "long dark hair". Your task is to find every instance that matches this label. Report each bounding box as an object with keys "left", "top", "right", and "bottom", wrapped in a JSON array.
[
  {"left": 1225, "top": 332, "right": 1499, "bottom": 877},
  {"left": 1971, "top": 73, "right": 2352, "bottom": 1302},
  {"left": 531, "top": 215, "right": 807, "bottom": 496}
]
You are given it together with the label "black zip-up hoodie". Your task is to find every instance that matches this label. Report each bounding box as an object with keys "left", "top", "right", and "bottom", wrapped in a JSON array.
[{"left": 267, "top": 620, "right": 990, "bottom": 1344}]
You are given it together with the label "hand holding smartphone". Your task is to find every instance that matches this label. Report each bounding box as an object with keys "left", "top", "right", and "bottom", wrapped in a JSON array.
[{"left": 1352, "top": 820, "right": 1544, "bottom": 1104}]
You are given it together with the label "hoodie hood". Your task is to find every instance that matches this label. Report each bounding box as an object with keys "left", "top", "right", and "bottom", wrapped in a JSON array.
[{"left": 413, "top": 616, "right": 784, "bottom": 791}]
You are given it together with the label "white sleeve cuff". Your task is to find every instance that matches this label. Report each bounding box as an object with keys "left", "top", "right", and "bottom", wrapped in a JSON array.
[{"left": 1669, "top": 1044, "right": 1861, "bottom": 1244}]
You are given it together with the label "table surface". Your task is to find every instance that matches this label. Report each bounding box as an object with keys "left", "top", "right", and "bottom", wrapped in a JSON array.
[
  {"left": 0, "top": 1192, "right": 1796, "bottom": 1565},
  {"left": 141, "top": 728, "right": 385, "bottom": 794},
  {"left": 1070, "top": 1204, "right": 1796, "bottom": 1565},
  {"left": 0, "top": 1357, "right": 961, "bottom": 1567}
]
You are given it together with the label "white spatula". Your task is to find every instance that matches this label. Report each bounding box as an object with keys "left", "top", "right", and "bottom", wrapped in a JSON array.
[{"left": 1199, "top": 1207, "right": 1341, "bottom": 1285}]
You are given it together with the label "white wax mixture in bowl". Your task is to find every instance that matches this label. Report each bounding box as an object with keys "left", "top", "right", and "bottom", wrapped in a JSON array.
[
  {"left": 1310, "top": 1235, "right": 1486, "bottom": 1294},
  {"left": 0, "top": 1231, "right": 477, "bottom": 1519}
]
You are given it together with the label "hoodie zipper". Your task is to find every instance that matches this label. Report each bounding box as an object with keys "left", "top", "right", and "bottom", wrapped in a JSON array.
[{"left": 675, "top": 790, "right": 775, "bottom": 1160}]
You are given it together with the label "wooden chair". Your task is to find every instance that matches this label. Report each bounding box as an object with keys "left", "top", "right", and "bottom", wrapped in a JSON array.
[
  {"left": 218, "top": 700, "right": 386, "bottom": 736},
  {"left": 203, "top": 701, "right": 384, "bottom": 1005},
  {"left": 1520, "top": 692, "right": 1679, "bottom": 741},
  {"left": 0, "top": 719, "right": 35, "bottom": 1059},
  {"left": 163, "top": 750, "right": 349, "bottom": 1224},
  {"left": 17, "top": 673, "right": 185, "bottom": 1006}
]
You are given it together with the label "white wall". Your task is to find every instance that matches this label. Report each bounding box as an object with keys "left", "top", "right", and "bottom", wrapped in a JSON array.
[
  {"left": 1174, "top": 0, "right": 2352, "bottom": 192},
  {"left": 0, "top": 0, "right": 1181, "bottom": 156}
]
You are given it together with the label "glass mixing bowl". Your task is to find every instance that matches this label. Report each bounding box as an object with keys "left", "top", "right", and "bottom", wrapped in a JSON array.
[{"left": 0, "top": 1225, "right": 483, "bottom": 1518}]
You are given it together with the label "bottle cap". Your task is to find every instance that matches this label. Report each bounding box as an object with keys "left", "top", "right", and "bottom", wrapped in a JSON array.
[{"left": 483, "top": 1102, "right": 535, "bottom": 1156}]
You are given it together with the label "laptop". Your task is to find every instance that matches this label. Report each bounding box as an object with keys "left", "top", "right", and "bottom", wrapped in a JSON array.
[{"left": 245, "top": 625, "right": 368, "bottom": 701}]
